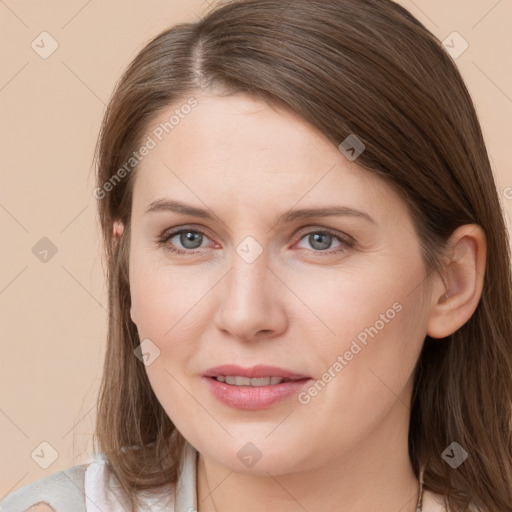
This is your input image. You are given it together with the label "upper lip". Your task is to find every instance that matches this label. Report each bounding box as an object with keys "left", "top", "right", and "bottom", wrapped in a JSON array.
[{"left": 203, "top": 364, "right": 310, "bottom": 381}]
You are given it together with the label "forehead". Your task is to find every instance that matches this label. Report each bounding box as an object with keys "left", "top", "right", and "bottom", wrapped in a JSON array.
[{"left": 130, "top": 92, "right": 408, "bottom": 225}]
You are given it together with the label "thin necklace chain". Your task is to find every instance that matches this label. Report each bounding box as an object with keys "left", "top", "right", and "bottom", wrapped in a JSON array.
[
  {"left": 203, "top": 460, "right": 220, "bottom": 512},
  {"left": 203, "top": 463, "right": 425, "bottom": 512}
]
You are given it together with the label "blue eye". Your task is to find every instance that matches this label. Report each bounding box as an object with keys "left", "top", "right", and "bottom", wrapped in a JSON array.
[
  {"left": 297, "top": 231, "right": 343, "bottom": 252},
  {"left": 157, "top": 227, "right": 354, "bottom": 255},
  {"left": 158, "top": 229, "right": 210, "bottom": 254}
]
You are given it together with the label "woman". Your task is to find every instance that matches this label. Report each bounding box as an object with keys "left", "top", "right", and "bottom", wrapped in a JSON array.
[{"left": 2, "top": 0, "right": 511, "bottom": 511}]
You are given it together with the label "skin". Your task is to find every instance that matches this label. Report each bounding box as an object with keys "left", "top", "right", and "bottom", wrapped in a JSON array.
[
  {"left": 25, "top": 503, "right": 56, "bottom": 512},
  {"left": 122, "top": 92, "right": 486, "bottom": 512}
]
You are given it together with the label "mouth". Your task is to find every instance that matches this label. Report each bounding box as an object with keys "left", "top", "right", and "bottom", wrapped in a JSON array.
[
  {"left": 211, "top": 375, "right": 297, "bottom": 386},
  {"left": 203, "top": 364, "right": 310, "bottom": 383},
  {"left": 202, "top": 364, "right": 312, "bottom": 409}
]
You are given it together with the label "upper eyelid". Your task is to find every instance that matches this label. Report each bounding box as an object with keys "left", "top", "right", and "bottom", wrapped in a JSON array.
[{"left": 161, "top": 225, "right": 214, "bottom": 244}]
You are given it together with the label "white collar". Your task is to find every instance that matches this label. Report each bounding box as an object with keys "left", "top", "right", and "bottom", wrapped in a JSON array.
[
  {"left": 85, "top": 444, "right": 456, "bottom": 512},
  {"left": 174, "top": 442, "right": 198, "bottom": 512},
  {"left": 84, "top": 442, "right": 198, "bottom": 512}
]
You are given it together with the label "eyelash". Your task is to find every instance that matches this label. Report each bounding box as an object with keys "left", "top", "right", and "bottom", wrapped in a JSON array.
[{"left": 156, "top": 226, "right": 355, "bottom": 256}]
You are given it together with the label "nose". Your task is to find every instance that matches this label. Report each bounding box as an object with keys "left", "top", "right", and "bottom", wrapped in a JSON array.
[{"left": 213, "top": 251, "right": 288, "bottom": 342}]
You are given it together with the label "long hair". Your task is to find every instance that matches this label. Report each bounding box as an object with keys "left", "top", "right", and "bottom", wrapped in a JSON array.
[{"left": 93, "top": 1, "right": 512, "bottom": 510}]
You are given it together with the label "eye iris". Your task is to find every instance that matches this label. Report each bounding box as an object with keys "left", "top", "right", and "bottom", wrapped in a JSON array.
[
  {"left": 310, "top": 233, "right": 331, "bottom": 250},
  {"left": 181, "top": 231, "right": 202, "bottom": 249}
]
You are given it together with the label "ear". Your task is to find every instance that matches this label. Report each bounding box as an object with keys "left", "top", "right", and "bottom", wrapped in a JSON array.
[
  {"left": 427, "top": 224, "right": 487, "bottom": 339},
  {"left": 112, "top": 219, "right": 134, "bottom": 322},
  {"left": 113, "top": 219, "right": 124, "bottom": 238}
]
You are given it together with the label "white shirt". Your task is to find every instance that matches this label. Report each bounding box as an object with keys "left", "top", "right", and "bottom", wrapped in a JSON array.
[
  {"left": 1, "top": 440, "right": 470, "bottom": 512},
  {"left": 84, "top": 442, "right": 198, "bottom": 512},
  {"left": 84, "top": 441, "right": 451, "bottom": 512}
]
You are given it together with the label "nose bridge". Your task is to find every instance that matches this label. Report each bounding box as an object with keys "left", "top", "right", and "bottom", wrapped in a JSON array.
[
  {"left": 224, "top": 221, "right": 271, "bottom": 295},
  {"left": 225, "top": 244, "right": 271, "bottom": 310},
  {"left": 213, "top": 240, "right": 287, "bottom": 340}
]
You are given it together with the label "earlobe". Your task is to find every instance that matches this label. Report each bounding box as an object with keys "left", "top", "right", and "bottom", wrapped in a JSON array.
[
  {"left": 113, "top": 220, "right": 125, "bottom": 238},
  {"left": 427, "top": 224, "right": 487, "bottom": 339},
  {"left": 130, "top": 304, "right": 137, "bottom": 325}
]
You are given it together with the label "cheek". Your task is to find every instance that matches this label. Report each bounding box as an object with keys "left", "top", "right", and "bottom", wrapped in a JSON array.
[
  {"left": 129, "top": 254, "right": 214, "bottom": 339},
  {"left": 296, "top": 256, "right": 429, "bottom": 400},
  {"left": 285, "top": 255, "right": 426, "bottom": 349},
  {"left": 288, "top": 276, "right": 427, "bottom": 461},
  {"left": 128, "top": 261, "right": 206, "bottom": 419}
]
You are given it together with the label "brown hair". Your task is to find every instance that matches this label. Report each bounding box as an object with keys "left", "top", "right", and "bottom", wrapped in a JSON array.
[{"left": 93, "top": 1, "right": 512, "bottom": 510}]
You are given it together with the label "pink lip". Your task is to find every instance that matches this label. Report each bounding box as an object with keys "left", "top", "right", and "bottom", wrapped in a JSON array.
[{"left": 202, "top": 364, "right": 312, "bottom": 410}]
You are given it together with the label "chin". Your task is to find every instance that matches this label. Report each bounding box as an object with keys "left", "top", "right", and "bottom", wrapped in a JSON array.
[{"left": 196, "top": 438, "right": 315, "bottom": 476}]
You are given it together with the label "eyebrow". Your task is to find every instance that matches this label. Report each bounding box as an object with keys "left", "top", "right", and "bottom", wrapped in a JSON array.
[{"left": 144, "top": 199, "right": 377, "bottom": 225}]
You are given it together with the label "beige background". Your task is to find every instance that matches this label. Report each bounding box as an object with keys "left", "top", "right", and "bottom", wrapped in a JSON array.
[{"left": 1, "top": 0, "right": 511, "bottom": 497}]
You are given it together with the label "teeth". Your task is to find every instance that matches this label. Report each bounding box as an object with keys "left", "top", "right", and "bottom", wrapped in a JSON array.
[{"left": 215, "top": 376, "right": 285, "bottom": 386}]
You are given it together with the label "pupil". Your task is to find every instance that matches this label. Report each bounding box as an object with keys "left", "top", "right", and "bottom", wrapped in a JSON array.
[
  {"left": 182, "top": 231, "right": 202, "bottom": 248},
  {"left": 311, "top": 233, "right": 331, "bottom": 250}
]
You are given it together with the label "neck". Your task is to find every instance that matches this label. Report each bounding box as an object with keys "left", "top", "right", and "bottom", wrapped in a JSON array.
[{"left": 196, "top": 400, "right": 420, "bottom": 512}]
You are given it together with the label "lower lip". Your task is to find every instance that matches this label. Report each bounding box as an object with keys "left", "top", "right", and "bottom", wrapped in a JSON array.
[{"left": 204, "top": 377, "right": 312, "bottom": 410}]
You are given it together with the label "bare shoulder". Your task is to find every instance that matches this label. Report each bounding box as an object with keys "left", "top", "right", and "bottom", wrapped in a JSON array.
[{"left": 0, "top": 464, "right": 88, "bottom": 512}]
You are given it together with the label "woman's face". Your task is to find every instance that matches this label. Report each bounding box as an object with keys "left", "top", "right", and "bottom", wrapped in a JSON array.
[{"left": 128, "top": 92, "right": 434, "bottom": 475}]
